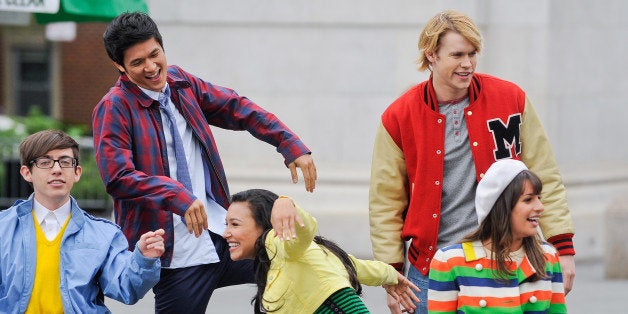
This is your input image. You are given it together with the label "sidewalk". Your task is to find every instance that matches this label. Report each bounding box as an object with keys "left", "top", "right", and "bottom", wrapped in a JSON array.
[{"left": 107, "top": 260, "right": 627, "bottom": 313}]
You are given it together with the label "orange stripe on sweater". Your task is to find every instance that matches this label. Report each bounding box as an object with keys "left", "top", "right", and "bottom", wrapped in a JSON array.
[
  {"left": 430, "top": 255, "right": 471, "bottom": 272},
  {"left": 428, "top": 299, "right": 459, "bottom": 312},
  {"left": 458, "top": 295, "right": 522, "bottom": 308}
]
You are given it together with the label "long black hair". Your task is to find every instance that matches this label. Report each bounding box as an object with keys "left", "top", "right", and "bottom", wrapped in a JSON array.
[{"left": 230, "top": 189, "right": 361, "bottom": 313}]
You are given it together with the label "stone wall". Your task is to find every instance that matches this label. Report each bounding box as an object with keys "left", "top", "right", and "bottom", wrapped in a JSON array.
[
  {"left": 147, "top": 0, "right": 628, "bottom": 179},
  {"left": 146, "top": 0, "right": 628, "bottom": 261}
]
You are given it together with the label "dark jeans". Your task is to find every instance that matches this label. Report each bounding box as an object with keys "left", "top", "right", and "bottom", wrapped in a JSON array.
[{"left": 153, "top": 231, "right": 254, "bottom": 314}]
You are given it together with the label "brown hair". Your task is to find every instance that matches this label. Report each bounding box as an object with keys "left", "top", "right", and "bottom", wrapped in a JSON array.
[
  {"left": 19, "top": 130, "right": 80, "bottom": 169},
  {"left": 462, "top": 170, "right": 548, "bottom": 282},
  {"left": 417, "top": 10, "right": 483, "bottom": 72}
]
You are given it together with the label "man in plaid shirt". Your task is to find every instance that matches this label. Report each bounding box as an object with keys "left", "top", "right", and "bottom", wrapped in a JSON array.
[{"left": 93, "top": 12, "right": 317, "bottom": 313}]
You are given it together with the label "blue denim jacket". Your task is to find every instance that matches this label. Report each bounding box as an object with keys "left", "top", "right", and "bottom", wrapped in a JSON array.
[{"left": 0, "top": 196, "right": 161, "bottom": 313}]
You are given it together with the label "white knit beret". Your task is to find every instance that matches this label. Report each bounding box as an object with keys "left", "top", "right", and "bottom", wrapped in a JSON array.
[{"left": 475, "top": 159, "right": 528, "bottom": 225}]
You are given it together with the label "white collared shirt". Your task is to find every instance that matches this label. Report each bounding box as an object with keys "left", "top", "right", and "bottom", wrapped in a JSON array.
[
  {"left": 141, "top": 86, "right": 222, "bottom": 268},
  {"left": 33, "top": 199, "right": 71, "bottom": 241}
]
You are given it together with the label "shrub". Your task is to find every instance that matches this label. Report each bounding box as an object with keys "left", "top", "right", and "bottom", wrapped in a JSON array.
[{"left": 0, "top": 109, "right": 111, "bottom": 216}]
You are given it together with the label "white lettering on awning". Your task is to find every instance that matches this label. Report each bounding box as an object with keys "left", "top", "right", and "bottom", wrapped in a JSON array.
[{"left": 0, "top": 0, "right": 59, "bottom": 13}]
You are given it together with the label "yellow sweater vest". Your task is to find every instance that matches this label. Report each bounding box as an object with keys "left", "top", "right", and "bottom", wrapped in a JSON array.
[{"left": 25, "top": 214, "right": 71, "bottom": 314}]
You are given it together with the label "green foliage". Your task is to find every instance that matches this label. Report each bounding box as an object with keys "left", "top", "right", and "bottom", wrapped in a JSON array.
[
  {"left": 0, "top": 109, "right": 110, "bottom": 213},
  {"left": 1, "top": 107, "right": 88, "bottom": 140},
  {"left": 14, "top": 107, "right": 62, "bottom": 134},
  {"left": 74, "top": 151, "right": 110, "bottom": 200}
]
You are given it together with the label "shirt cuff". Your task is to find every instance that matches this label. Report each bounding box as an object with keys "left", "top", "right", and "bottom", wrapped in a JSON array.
[
  {"left": 390, "top": 262, "right": 404, "bottom": 273},
  {"left": 133, "top": 244, "right": 161, "bottom": 268},
  {"left": 547, "top": 233, "right": 576, "bottom": 256}
]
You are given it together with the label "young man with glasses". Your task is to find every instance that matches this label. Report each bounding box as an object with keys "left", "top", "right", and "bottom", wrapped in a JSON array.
[{"left": 0, "top": 129, "right": 166, "bottom": 313}]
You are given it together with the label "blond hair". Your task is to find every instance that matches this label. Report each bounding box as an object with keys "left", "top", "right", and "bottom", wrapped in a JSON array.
[{"left": 417, "top": 10, "right": 483, "bottom": 72}]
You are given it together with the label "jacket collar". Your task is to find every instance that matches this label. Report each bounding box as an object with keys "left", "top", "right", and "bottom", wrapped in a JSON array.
[
  {"left": 118, "top": 66, "right": 193, "bottom": 109},
  {"left": 423, "top": 73, "right": 482, "bottom": 111},
  {"left": 462, "top": 240, "right": 538, "bottom": 281},
  {"left": 16, "top": 195, "right": 86, "bottom": 233}
]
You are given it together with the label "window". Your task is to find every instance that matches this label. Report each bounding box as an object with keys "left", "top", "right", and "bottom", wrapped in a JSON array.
[{"left": 12, "top": 47, "right": 51, "bottom": 116}]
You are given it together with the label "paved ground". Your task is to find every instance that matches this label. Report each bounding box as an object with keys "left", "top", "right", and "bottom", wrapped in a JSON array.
[{"left": 106, "top": 260, "right": 627, "bottom": 313}]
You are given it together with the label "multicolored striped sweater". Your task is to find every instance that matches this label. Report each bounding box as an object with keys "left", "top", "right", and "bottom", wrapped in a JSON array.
[{"left": 428, "top": 240, "right": 566, "bottom": 313}]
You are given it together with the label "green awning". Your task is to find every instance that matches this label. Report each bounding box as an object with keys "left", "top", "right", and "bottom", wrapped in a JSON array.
[{"left": 34, "top": 0, "right": 148, "bottom": 24}]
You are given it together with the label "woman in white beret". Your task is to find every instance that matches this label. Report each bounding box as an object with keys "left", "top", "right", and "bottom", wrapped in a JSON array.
[{"left": 428, "top": 159, "right": 567, "bottom": 313}]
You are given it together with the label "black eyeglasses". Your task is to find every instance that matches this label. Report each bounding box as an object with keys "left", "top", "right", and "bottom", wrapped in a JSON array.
[{"left": 29, "top": 156, "right": 77, "bottom": 169}]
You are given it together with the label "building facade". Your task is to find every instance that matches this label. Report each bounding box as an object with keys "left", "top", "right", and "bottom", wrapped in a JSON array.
[{"left": 1, "top": 0, "right": 627, "bottom": 260}]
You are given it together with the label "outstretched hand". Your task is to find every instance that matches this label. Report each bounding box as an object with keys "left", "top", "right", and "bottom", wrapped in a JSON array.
[
  {"left": 288, "top": 154, "right": 317, "bottom": 192},
  {"left": 270, "top": 196, "right": 304, "bottom": 241},
  {"left": 137, "top": 229, "right": 166, "bottom": 258},
  {"left": 384, "top": 273, "right": 420, "bottom": 313}
]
